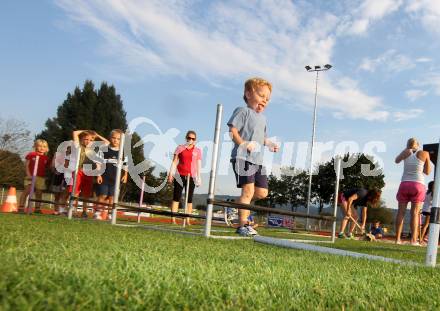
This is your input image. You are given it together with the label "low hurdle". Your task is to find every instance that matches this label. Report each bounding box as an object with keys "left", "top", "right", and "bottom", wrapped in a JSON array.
[{"left": 203, "top": 104, "right": 342, "bottom": 242}]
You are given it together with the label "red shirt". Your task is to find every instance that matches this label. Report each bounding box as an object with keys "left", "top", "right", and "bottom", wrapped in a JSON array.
[
  {"left": 25, "top": 152, "right": 49, "bottom": 177},
  {"left": 175, "top": 145, "right": 202, "bottom": 177}
]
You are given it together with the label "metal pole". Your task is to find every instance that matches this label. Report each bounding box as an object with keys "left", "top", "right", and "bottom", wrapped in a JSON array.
[
  {"left": 111, "top": 133, "right": 125, "bottom": 225},
  {"left": 331, "top": 157, "right": 342, "bottom": 243},
  {"left": 68, "top": 144, "right": 80, "bottom": 219},
  {"left": 27, "top": 156, "right": 39, "bottom": 214},
  {"left": 306, "top": 71, "right": 319, "bottom": 230},
  {"left": 425, "top": 139, "right": 440, "bottom": 267},
  {"left": 137, "top": 175, "right": 146, "bottom": 223},
  {"left": 182, "top": 174, "right": 191, "bottom": 228},
  {"left": 0, "top": 187, "right": 4, "bottom": 205},
  {"left": 204, "top": 104, "right": 223, "bottom": 237}
]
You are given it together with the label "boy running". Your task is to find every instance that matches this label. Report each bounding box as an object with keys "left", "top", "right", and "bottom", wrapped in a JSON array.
[{"left": 228, "top": 77, "right": 279, "bottom": 236}]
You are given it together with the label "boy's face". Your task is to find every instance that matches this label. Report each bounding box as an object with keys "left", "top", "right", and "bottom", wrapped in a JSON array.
[
  {"left": 374, "top": 222, "right": 380, "bottom": 228},
  {"left": 245, "top": 85, "right": 271, "bottom": 113},
  {"left": 80, "top": 134, "right": 94, "bottom": 147},
  {"left": 110, "top": 132, "right": 121, "bottom": 148}
]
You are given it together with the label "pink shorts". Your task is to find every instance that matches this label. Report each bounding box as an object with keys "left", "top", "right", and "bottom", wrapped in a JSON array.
[{"left": 396, "top": 181, "right": 426, "bottom": 204}]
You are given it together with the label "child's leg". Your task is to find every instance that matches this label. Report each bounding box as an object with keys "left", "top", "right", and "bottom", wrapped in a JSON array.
[
  {"left": 395, "top": 202, "right": 408, "bottom": 242},
  {"left": 238, "top": 183, "right": 254, "bottom": 227},
  {"left": 253, "top": 187, "right": 268, "bottom": 201},
  {"left": 19, "top": 184, "right": 32, "bottom": 207},
  {"left": 421, "top": 215, "right": 430, "bottom": 240},
  {"left": 34, "top": 190, "right": 42, "bottom": 210}
]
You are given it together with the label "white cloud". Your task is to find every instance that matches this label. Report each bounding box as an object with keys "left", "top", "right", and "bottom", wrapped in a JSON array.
[
  {"left": 415, "top": 57, "right": 432, "bottom": 63},
  {"left": 55, "top": 0, "right": 390, "bottom": 121},
  {"left": 406, "top": 0, "right": 440, "bottom": 34},
  {"left": 339, "top": 0, "right": 403, "bottom": 35},
  {"left": 393, "top": 109, "right": 424, "bottom": 121},
  {"left": 411, "top": 73, "right": 440, "bottom": 95},
  {"left": 405, "top": 89, "right": 428, "bottom": 101},
  {"left": 359, "top": 49, "right": 415, "bottom": 73}
]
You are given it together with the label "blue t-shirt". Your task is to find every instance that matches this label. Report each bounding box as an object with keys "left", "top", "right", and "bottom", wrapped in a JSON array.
[{"left": 227, "top": 106, "right": 267, "bottom": 165}]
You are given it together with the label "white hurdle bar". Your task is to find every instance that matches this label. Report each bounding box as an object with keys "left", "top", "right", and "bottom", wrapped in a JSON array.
[
  {"left": 425, "top": 139, "right": 440, "bottom": 267},
  {"left": 204, "top": 104, "right": 223, "bottom": 237},
  {"left": 111, "top": 133, "right": 125, "bottom": 225}
]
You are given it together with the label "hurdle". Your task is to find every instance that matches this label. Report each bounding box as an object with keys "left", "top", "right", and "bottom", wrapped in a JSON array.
[
  {"left": 425, "top": 139, "right": 440, "bottom": 267},
  {"left": 203, "top": 104, "right": 341, "bottom": 242}
]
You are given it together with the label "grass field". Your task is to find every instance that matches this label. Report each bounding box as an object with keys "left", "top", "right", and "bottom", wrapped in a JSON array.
[{"left": 1, "top": 214, "right": 440, "bottom": 310}]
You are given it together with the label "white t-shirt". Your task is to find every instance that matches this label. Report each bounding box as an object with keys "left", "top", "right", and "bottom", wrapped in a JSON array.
[{"left": 422, "top": 192, "right": 432, "bottom": 213}]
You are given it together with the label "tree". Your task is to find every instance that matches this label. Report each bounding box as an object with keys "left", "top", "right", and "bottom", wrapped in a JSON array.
[
  {"left": 37, "top": 80, "right": 153, "bottom": 202},
  {"left": 0, "top": 150, "right": 25, "bottom": 189},
  {"left": 0, "top": 118, "right": 32, "bottom": 157},
  {"left": 264, "top": 167, "right": 308, "bottom": 211}
]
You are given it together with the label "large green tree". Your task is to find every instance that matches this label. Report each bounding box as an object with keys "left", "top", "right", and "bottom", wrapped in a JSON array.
[
  {"left": 37, "top": 80, "right": 154, "bottom": 202},
  {"left": 0, "top": 150, "right": 25, "bottom": 189}
]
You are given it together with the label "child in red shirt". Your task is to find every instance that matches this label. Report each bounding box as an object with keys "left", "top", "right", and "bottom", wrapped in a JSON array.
[{"left": 19, "top": 139, "right": 50, "bottom": 212}]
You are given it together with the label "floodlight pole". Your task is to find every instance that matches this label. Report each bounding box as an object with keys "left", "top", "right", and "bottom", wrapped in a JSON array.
[{"left": 305, "top": 64, "right": 332, "bottom": 230}]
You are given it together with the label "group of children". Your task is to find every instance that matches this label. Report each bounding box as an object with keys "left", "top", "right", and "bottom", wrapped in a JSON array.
[
  {"left": 19, "top": 129, "right": 127, "bottom": 219},
  {"left": 18, "top": 76, "right": 435, "bottom": 241}
]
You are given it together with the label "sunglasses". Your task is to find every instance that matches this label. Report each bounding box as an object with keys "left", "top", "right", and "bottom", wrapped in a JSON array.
[{"left": 186, "top": 137, "right": 196, "bottom": 141}]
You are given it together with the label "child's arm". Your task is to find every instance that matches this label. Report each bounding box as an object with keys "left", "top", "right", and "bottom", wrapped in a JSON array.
[
  {"left": 229, "top": 126, "right": 255, "bottom": 152},
  {"left": 72, "top": 130, "right": 85, "bottom": 143},
  {"left": 94, "top": 133, "right": 110, "bottom": 145},
  {"left": 264, "top": 138, "right": 279, "bottom": 152}
]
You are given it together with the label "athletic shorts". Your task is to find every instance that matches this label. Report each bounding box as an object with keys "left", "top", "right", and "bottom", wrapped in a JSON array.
[
  {"left": 173, "top": 175, "right": 195, "bottom": 203},
  {"left": 95, "top": 183, "right": 115, "bottom": 197},
  {"left": 68, "top": 170, "right": 93, "bottom": 197},
  {"left": 24, "top": 176, "right": 46, "bottom": 191},
  {"left": 231, "top": 159, "right": 268, "bottom": 189},
  {"left": 396, "top": 181, "right": 426, "bottom": 204},
  {"left": 422, "top": 211, "right": 431, "bottom": 216},
  {"left": 50, "top": 173, "right": 66, "bottom": 193}
]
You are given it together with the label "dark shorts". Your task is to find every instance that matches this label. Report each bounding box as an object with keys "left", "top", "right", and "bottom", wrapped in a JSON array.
[
  {"left": 422, "top": 211, "right": 431, "bottom": 216},
  {"left": 95, "top": 183, "right": 115, "bottom": 197},
  {"left": 173, "top": 175, "right": 195, "bottom": 203},
  {"left": 231, "top": 159, "right": 268, "bottom": 189}
]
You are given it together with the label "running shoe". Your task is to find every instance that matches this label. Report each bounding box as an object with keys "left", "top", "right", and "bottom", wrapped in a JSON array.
[
  {"left": 346, "top": 233, "right": 355, "bottom": 240},
  {"left": 236, "top": 226, "right": 250, "bottom": 236},
  {"left": 337, "top": 232, "right": 345, "bottom": 239},
  {"left": 245, "top": 225, "right": 258, "bottom": 236}
]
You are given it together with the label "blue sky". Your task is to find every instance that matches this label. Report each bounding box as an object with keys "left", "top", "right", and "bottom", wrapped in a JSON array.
[{"left": 1, "top": 0, "right": 440, "bottom": 207}]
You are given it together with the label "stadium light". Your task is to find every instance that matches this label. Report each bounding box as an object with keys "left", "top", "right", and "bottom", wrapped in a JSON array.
[{"left": 304, "top": 63, "right": 332, "bottom": 230}]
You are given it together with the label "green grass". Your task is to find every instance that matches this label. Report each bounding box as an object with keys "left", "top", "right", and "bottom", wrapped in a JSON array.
[{"left": 1, "top": 214, "right": 440, "bottom": 310}]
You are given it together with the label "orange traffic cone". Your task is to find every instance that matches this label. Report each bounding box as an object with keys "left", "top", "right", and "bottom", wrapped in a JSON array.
[{"left": 1, "top": 187, "right": 18, "bottom": 213}]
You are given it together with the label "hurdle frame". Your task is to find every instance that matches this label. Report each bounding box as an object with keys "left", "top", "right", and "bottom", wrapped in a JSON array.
[
  {"left": 425, "top": 139, "right": 440, "bottom": 267},
  {"left": 203, "top": 103, "right": 341, "bottom": 242}
]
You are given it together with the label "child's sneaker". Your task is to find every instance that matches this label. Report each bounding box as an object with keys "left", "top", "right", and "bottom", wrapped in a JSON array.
[
  {"left": 245, "top": 225, "right": 258, "bottom": 236},
  {"left": 236, "top": 226, "right": 250, "bottom": 236},
  {"left": 346, "top": 233, "right": 355, "bottom": 240},
  {"left": 93, "top": 211, "right": 102, "bottom": 220},
  {"left": 338, "top": 232, "right": 345, "bottom": 239}
]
